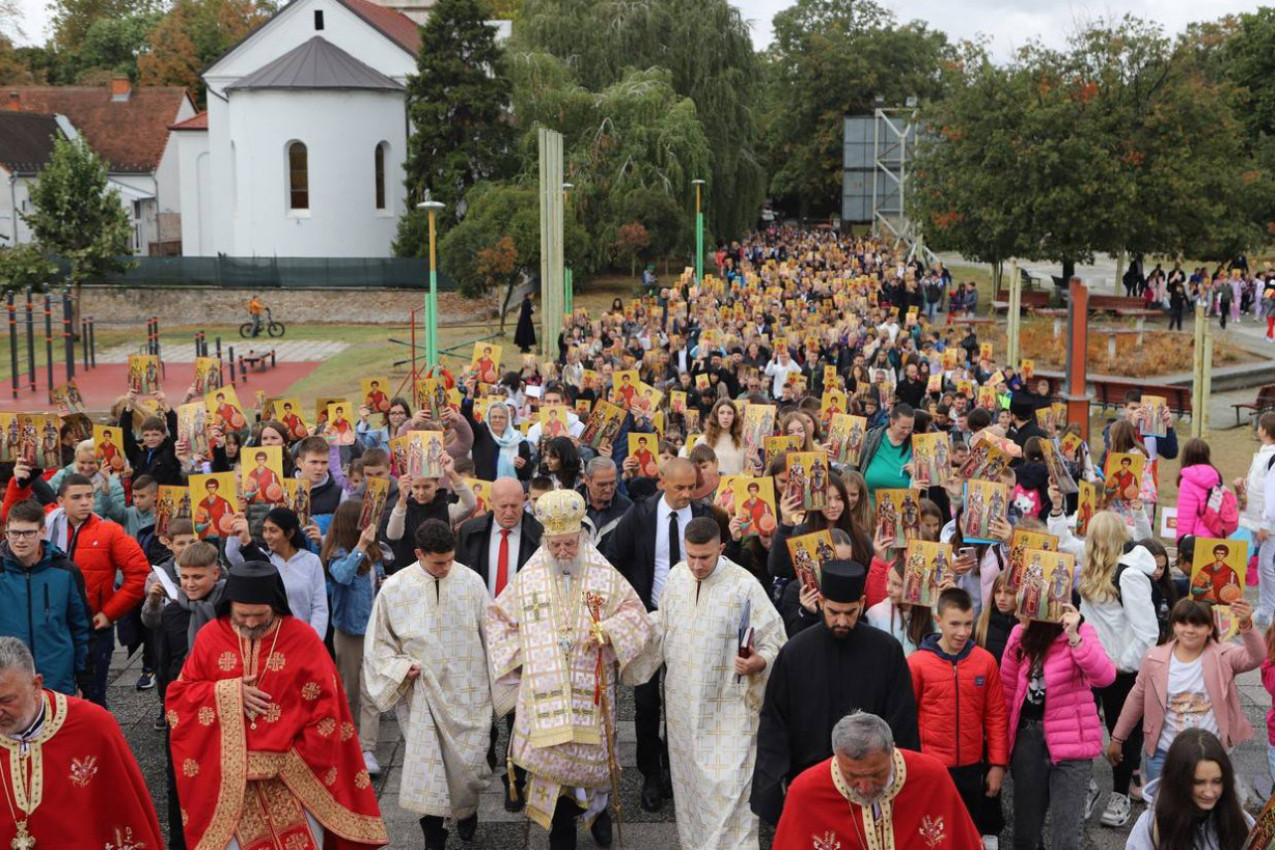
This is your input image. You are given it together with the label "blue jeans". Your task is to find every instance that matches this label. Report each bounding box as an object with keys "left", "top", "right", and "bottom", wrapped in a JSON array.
[
  {"left": 1268, "top": 742, "right": 1275, "bottom": 785},
  {"left": 1143, "top": 746, "right": 1167, "bottom": 785},
  {"left": 84, "top": 625, "right": 114, "bottom": 708},
  {"left": 925, "top": 300, "right": 939, "bottom": 321}
]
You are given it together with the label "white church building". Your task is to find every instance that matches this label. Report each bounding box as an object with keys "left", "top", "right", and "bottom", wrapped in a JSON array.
[{"left": 173, "top": 0, "right": 428, "bottom": 257}]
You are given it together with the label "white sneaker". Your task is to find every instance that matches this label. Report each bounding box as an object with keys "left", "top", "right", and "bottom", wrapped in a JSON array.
[
  {"left": 981, "top": 836, "right": 999, "bottom": 850},
  {"left": 1084, "top": 778, "right": 1099, "bottom": 820},
  {"left": 362, "top": 750, "right": 382, "bottom": 776},
  {"left": 1100, "top": 792, "right": 1131, "bottom": 827}
]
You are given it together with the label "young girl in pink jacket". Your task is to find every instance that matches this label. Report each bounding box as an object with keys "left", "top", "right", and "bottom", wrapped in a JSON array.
[
  {"left": 1174, "top": 438, "right": 1224, "bottom": 540},
  {"left": 1261, "top": 622, "right": 1275, "bottom": 785},
  {"left": 1107, "top": 597, "right": 1263, "bottom": 786},
  {"left": 1001, "top": 606, "right": 1116, "bottom": 850}
]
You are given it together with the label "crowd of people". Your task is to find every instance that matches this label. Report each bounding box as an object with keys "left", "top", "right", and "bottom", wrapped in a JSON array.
[{"left": 2, "top": 227, "right": 1275, "bottom": 850}]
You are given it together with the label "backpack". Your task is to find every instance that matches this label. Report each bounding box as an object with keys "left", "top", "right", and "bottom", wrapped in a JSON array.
[
  {"left": 924, "top": 282, "right": 942, "bottom": 304},
  {"left": 1198, "top": 484, "right": 1240, "bottom": 538}
]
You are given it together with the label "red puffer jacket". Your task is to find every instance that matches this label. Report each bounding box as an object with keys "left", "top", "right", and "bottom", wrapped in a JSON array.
[{"left": 908, "top": 633, "right": 1010, "bottom": 768}]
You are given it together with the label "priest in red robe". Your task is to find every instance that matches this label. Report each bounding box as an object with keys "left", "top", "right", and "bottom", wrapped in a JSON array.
[
  {"left": 0, "top": 636, "right": 163, "bottom": 850},
  {"left": 773, "top": 711, "right": 979, "bottom": 850},
  {"left": 167, "top": 561, "right": 388, "bottom": 850}
]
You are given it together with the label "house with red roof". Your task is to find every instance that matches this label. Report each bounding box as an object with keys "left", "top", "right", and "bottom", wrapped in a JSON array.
[{"left": 1, "top": 79, "right": 197, "bottom": 255}]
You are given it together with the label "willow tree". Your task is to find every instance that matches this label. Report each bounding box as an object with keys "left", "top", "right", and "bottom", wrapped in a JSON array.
[
  {"left": 514, "top": 0, "right": 765, "bottom": 239},
  {"left": 509, "top": 56, "right": 711, "bottom": 272}
]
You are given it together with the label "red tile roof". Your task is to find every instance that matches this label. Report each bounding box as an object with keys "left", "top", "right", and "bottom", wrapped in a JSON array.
[
  {"left": 1, "top": 85, "right": 191, "bottom": 173},
  {"left": 170, "top": 111, "right": 208, "bottom": 131},
  {"left": 338, "top": 0, "right": 420, "bottom": 55}
]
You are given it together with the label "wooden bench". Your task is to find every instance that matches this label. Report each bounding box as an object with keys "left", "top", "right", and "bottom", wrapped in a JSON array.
[
  {"left": 1089, "top": 294, "right": 1146, "bottom": 313},
  {"left": 1092, "top": 379, "right": 1192, "bottom": 418},
  {"left": 237, "top": 349, "right": 277, "bottom": 380},
  {"left": 991, "top": 290, "right": 1051, "bottom": 314},
  {"left": 1094, "top": 327, "right": 1142, "bottom": 360},
  {"left": 1232, "top": 384, "right": 1275, "bottom": 428}
]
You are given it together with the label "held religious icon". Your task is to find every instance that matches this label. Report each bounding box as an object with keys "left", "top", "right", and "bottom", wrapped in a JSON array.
[
  {"left": 1189, "top": 537, "right": 1248, "bottom": 605},
  {"left": 1014, "top": 550, "right": 1076, "bottom": 623},
  {"left": 901, "top": 540, "right": 953, "bottom": 606}
]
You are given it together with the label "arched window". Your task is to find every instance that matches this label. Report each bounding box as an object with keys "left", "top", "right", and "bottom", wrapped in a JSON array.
[
  {"left": 374, "top": 142, "right": 387, "bottom": 210},
  {"left": 288, "top": 141, "right": 308, "bottom": 210}
]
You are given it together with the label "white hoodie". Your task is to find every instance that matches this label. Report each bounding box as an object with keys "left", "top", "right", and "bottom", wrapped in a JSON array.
[
  {"left": 1079, "top": 545, "right": 1160, "bottom": 673},
  {"left": 1242, "top": 442, "right": 1275, "bottom": 533}
]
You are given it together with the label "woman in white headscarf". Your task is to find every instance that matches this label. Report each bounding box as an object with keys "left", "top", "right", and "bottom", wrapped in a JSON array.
[{"left": 464, "top": 399, "right": 531, "bottom": 482}]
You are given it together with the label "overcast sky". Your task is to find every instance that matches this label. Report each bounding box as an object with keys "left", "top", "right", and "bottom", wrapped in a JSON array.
[
  {"left": 6, "top": 0, "right": 1261, "bottom": 52},
  {"left": 734, "top": 0, "right": 1261, "bottom": 58}
]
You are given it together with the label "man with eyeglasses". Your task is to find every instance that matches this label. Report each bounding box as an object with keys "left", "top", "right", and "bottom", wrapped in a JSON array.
[
  {"left": 578, "top": 457, "right": 630, "bottom": 550},
  {"left": 0, "top": 499, "right": 92, "bottom": 696}
]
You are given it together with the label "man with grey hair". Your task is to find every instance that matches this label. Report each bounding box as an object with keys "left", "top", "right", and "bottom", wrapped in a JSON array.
[
  {"left": 579, "top": 455, "right": 630, "bottom": 549},
  {"left": 772, "top": 711, "right": 979, "bottom": 849},
  {"left": 0, "top": 636, "right": 163, "bottom": 848}
]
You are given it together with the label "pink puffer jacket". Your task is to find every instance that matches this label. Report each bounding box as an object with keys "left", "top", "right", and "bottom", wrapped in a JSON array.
[
  {"left": 1001, "top": 623, "right": 1117, "bottom": 763},
  {"left": 1174, "top": 464, "right": 1221, "bottom": 539}
]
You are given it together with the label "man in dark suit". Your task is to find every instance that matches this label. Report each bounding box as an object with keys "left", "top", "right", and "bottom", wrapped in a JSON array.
[
  {"left": 604, "top": 457, "right": 708, "bottom": 812},
  {"left": 455, "top": 476, "right": 542, "bottom": 808}
]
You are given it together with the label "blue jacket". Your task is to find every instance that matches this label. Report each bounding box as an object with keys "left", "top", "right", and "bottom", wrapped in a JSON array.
[
  {"left": 326, "top": 546, "right": 384, "bottom": 636},
  {"left": 0, "top": 542, "right": 91, "bottom": 694}
]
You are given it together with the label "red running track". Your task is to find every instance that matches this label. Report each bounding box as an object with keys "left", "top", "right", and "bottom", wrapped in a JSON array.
[{"left": 0, "top": 361, "right": 321, "bottom": 413}]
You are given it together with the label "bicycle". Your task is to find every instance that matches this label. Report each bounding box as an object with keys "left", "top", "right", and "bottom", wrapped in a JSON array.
[{"left": 240, "top": 307, "right": 286, "bottom": 339}]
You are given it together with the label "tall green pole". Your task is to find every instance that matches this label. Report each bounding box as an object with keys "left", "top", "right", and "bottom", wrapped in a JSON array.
[
  {"left": 562, "top": 183, "right": 573, "bottom": 318},
  {"left": 693, "top": 179, "right": 706, "bottom": 281},
  {"left": 418, "top": 200, "right": 444, "bottom": 368}
]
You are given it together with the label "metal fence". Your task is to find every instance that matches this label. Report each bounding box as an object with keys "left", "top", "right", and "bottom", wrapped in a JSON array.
[{"left": 94, "top": 256, "right": 456, "bottom": 290}]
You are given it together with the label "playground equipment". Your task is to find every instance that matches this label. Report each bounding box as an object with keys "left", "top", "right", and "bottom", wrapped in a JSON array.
[{"left": 6, "top": 286, "right": 100, "bottom": 400}]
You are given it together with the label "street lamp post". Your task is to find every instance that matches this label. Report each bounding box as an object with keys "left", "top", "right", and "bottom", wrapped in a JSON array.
[
  {"left": 562, "top": 182, "right": 574, "bottom": 317},
  {"left": 692, "top": 178, "right": 706, "bottom": 283},
  {"left": 417, "top": 199, "right": 445, "bottom": 369}
]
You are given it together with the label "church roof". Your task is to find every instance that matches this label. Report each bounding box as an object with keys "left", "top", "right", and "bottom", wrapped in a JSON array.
[
  {"left": 339, "top": 0, "right": 421, "bottom": 55},
  {"left": 226, "top": 37, "right": 405, "bottom": 92}
]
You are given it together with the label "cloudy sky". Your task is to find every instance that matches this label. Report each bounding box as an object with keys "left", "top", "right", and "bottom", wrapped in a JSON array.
[
  {"left": 734, "top": 0, "right": 1259, "bottom": 57},
  {"left": 6, "top": 0, "right": 1259, "bottom": 50}
]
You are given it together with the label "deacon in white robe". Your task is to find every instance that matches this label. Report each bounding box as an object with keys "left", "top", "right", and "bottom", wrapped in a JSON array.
[
  {"left": 631, "top": 515, "right": 786, "bottom": 850},
  {"left": 363, "top": 518, "right": 507, "bottom": 846}
]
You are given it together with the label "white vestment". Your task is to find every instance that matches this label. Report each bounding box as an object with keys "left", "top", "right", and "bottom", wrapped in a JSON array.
[
  {"left": 632, "top": 558, "right": 786, "bottom": 850},
  {"left": 363, "top": 562, "right": 502, "bottom": 818}
]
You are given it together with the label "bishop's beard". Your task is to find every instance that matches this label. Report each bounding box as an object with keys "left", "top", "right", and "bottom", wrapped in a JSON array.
[{"left": 548, "top": 550, "right": 583, "bottom": 575}]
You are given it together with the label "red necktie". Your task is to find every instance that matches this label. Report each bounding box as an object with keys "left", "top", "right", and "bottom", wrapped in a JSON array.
[{"left": 495, "top": 528, "right": 510, "bottom": 596}]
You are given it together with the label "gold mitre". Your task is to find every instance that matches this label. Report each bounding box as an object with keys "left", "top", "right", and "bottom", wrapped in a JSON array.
[{"left": 535, "top": 488, "right": 586, "bottom": 537}]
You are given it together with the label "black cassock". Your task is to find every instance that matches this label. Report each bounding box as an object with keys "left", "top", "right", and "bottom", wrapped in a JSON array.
[
  {"left": 514, "top": 297, "right": 536, "bottom": 351},
  {"left": 750, "top": 619, "right": 920, "bottom": 825}
]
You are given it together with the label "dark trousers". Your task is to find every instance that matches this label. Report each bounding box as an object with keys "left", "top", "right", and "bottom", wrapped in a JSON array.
[
  {"left": 1098, "top": 671, "right": 1142, "bottom": 795},
  {"left": 1169, "top": 307, "right": 1184, "bottom": 331},
  {"left": 948, "top": 762, "right": 1004, "bottom": 837},
  {"left": 634, "top": 669, "right": 668, "bottom": 779},
  {"left": 488, "top": 712, "right": 526, "bottom": 792},
  {"left": 85, "top": 625, "right": 114, "bottom": 707},
  {"left": 164, "top": 727, "right": 187, "bottom": 849},
  {"left": 549, "top": 797, "right": 582, "bottom": 848},
  {"left": 419, "top": 815, "right": 446, "bottom": 847}
]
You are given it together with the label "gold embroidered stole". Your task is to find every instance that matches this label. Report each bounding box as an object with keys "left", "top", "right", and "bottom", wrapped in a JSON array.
[
  {"left": 829, "top": 749, "right": 908, "bottom": 850},
  {"left": 0, "top": 692, "right": 67, "bottom": 823},
  {"left": 516, "top": 555, "right": 607, "bottom": 749}
]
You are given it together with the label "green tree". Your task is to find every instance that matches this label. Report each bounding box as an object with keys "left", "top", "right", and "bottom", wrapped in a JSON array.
[
  {"left": 440, "top": 181, "right": 588, "bottom": 314},
  {"left": 515, "top": 0, "right": 765, "bottom": 239},
  {"left": 0, "top": 244, "right": 59, "bottom": 294},
  {"left": 1213, "top": 9, "right": 1275, "bottom": 237},
  {"left": 137, "top": 0, "right": 272, "bottom": 106},
  {"left": 62, "top": 13, "right": 162, "bottom": 83},
  {"left": 911, "top": 16, "right": 1261, "bottom": 277},
  {"left": 394, "top": 0, "right": 514, "bottom": 254},
  {"left": 508, "top": 59, "right": 709, "bottom": 274},
  {"left": 761, "top": 0, "right": 950, "bottom": 219},
  {"left": 24, "top": 137, "right": 133, "bottom": 322},
  {"left": 49, "top": 0, "right": 161, "bottom": 51}
]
